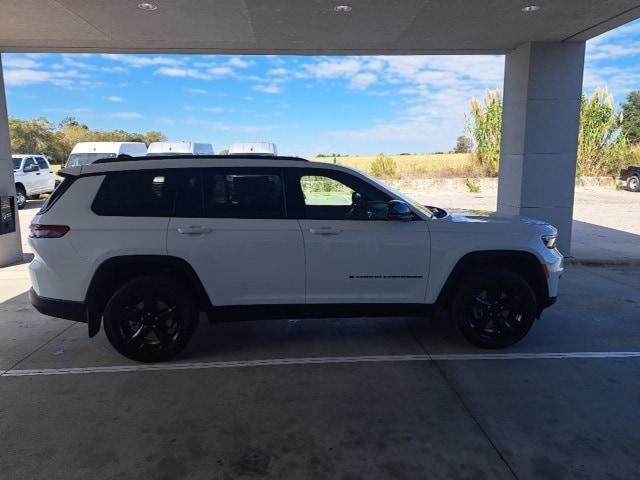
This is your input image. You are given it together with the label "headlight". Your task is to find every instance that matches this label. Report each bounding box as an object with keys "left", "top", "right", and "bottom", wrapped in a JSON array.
[{"left": 542, "top": 234, "right": 557, "bottom": 249}]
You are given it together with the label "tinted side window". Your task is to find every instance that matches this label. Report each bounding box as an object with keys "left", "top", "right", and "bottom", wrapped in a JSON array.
[
  {"left": 175, "top": 168, "right": 285, "bottom": 219},
  {"left": 92, "top": 170, "right": 177, "bottom": 217},
  {"left": 35, "top": 157, "right": 49, "bottom": 170},
  {"left": 23, "top": 157, "right": 37, "bottom": 169}
]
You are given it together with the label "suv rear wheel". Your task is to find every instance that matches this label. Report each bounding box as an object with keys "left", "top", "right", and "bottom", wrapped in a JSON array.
[
  {"left": 103, "top": 275, "right": 198, "bottom": 362},
  {"left": 452, "top": 269, "right": 537, "bottom": 348},
  {"left": 627, "top": 175, "right": 640, "bottom": 192}
]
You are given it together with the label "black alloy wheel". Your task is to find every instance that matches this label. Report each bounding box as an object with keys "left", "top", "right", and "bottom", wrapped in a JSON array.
[
  {"left": 103, "top": 275, "right": 197, "bottom": 362},
  {"left": 452, "top": 270, "right": 537, "bottom": 348}
]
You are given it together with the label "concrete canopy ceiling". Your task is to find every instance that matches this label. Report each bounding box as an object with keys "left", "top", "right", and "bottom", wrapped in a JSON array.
[{"left": 1, "top": 0, "right": 639, "bottom": 54}]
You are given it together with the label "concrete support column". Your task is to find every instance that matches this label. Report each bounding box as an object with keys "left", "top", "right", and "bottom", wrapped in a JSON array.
[
  {"left": 0, "top": 54, "right": 23, "bottom": 266},
  {"left": 497, "top": 41, "right": 585, "bottom": 255}
]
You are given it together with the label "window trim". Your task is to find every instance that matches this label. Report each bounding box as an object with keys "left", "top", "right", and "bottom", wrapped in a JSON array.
[{"left": 286, "top": 167, "right": 393, "bottom": 221}]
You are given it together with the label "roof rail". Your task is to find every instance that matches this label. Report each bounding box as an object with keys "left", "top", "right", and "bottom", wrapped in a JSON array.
[{"left": 93, "top": 154, "right": 309, "bottom": 164}]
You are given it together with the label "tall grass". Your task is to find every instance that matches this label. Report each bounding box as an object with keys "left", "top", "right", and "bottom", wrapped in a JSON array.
[
  {"left": 467, "top": 90, "right": 502, "bottom": 176},
  {"left": 578, "top": 88, "right": 633, "bottom": 177}
]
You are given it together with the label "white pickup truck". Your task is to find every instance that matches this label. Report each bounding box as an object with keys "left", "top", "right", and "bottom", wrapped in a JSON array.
[{"left": 12, "top": 155, "right": 56, "bottom": 209}]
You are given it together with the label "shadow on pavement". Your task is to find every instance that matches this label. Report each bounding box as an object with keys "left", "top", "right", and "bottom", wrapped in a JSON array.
[{"left": 571, "top": 220, "right": 640, "bottom": 265}]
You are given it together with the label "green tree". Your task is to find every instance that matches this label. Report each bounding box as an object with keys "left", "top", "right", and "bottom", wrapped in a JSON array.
[
  {"left": 9, "top": 116, "right": 168, "bottom": 165},
  {"left": 621, "top": 90, "right": 640, "bottom": 144},
  {"left": 453, "top": 135, "right": 473, "bottom": 153}
]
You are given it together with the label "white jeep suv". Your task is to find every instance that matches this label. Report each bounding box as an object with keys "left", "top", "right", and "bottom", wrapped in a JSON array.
[
  {"left": 13, "top": 155, "right": 56, "bottom": 209},
  {"left": 28, "top": 155, "right": 563, "bottom": 362}
]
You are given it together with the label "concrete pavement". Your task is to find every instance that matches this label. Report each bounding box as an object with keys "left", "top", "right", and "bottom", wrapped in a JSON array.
[{"left": 1, "top": 259, "right": 640, "bottom": 479}]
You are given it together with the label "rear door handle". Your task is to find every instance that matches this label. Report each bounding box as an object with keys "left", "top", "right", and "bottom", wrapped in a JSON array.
[
  {"left": 309, "top": 227, "right": 341, "bottom": 235},
  {"left": 177, "top": 226, "right": 212, "bottom": 235}
]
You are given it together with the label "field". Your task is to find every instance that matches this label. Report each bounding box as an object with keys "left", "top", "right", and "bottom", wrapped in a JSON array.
[{"left": 314, "top": 153, "right": 475, "bottom": 177}]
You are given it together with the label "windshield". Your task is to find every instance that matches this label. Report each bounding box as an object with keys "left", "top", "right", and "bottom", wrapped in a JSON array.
[
  {"left": 65, "top": 152, "right": 117, "bottom": 167},
  {"left": 12, "top": 157, "right": 22, "bottom": 170}
]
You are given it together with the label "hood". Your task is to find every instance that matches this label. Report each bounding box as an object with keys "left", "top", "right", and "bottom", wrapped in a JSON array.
[{"left": 448, "top": 209, "right": 557, "bottom": 235}]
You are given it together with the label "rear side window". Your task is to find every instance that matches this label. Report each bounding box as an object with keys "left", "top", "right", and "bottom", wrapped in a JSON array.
[
  {"left": 175, "top": 168, "right": 286, "bottom": 219},
  {"left": 92, "top": 170, "right": 178, "bottom": 217}
]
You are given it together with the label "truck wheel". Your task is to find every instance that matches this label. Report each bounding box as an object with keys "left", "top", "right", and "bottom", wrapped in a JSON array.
[
  {"left": 452, "top": 269, "right": 537, "bottom": 349},
  {"left": 103, "top": 275, "right": 198, "bottom": 362},
  {"left": 15, "top": 186, "right": 27, "bottom": 209},
  {"left": 627, "top": 175, "right": 640, "bottom": 192}
]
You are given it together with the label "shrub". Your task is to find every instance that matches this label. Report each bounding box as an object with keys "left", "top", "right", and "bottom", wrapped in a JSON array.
[
  {"left": 370, "top": 153, "right": 399, "bottom": 179},
  {"left": 465, "top": 178, "right": 481, "bottom": 193}
]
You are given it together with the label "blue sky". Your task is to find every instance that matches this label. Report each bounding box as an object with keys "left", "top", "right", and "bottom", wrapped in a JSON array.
[{"left": 3, "top": 18, "right": 640, "bottom": 157}]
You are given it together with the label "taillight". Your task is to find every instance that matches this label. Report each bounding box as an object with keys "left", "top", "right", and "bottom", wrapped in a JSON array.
[{"left": 29, "top": 224, "right": 70, "bottom": 238}]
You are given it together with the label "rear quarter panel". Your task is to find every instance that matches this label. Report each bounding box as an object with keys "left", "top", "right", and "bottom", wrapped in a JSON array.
[{"left": 29, "top": 175, "right": 169, "bottom": 301}]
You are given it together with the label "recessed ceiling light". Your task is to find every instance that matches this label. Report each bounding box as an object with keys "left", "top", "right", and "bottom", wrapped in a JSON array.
[
  {"left": 334, "top": 5, "right": 352, "bottom": 13},
  {"left": 521, "top": 5, "right": 541, "bottom": 12},
  {"left": 138, "top": 2, "right": 158, "bottom": 11}
]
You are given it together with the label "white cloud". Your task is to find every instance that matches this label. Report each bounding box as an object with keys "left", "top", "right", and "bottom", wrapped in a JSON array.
[
  {"left": 228, "top": 57, "right": 252, "bottom": 69},
  {"left": 2, "top": 57, "right": 41, "bottom": 69},
  {"left": 102, "top": 66, "right": 127, "bottom": 73},
  {"left": 209, "top": 66, "right": 234, "bottom": 76},
  {"left": 350, "top": 72, "right": 377, "bottom": 89},
  {"left": 4, "top": 68, "right": 87, "bottom": 87},
  {"left": 102, "top": 54, "right": 182, "bottom": 68},
  {"left": 187, "top": 88, "right": 207, "bottom": 94},
  {"left": 155, "top": 67, "right": 210, "bottom": 80},
  {"left": 304, "top": 58, "right": 362, "bottom": 79},
  {"left": 254, "top": 83, "right": 283, "bottom": 94},
  {"left": 109, "top": 112, "right": 143, "bottom": 119},
  {"left": 268, "top": 67, "right": 288, "bottom": 76},
  {"left": 105, "top": 96, "right": 124, "bottom": 103}
]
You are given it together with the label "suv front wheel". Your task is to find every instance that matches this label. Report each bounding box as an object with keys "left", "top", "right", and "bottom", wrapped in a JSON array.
[
  {"left": 452, "top": 269, "right": 537, "bottom": 349},
  {"left": 103, "top": 275, "right": 198, "bottom": 362}
]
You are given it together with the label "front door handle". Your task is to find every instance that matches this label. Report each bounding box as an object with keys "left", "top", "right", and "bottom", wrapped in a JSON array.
[
  {"left": 309, "top": 227, "right": 341, "bottom": 235},
  {"left": 177, "top": 226, "right": 212, "bottom": 235}
]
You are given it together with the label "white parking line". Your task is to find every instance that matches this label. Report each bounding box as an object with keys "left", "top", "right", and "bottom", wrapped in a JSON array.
[{"left": 2, "top": 351, "right": 640, "bottom": 378}]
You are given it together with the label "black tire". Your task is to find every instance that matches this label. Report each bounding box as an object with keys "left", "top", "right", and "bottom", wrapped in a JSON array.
[
  {"left": 451, "top": 269, "right": 537, "bottom": 349},
  {"left": 103, "top": 275, "right": 198, "bottom": 362},
  {"left": 15, "top": 186, "right": 27, "bottom": 209},
  {"left": 627, "top": 175, "right": 640, "bottom": 192}
]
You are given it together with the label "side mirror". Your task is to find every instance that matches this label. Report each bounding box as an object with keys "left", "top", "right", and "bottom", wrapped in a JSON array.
[
  {"left": 23, "top": 164, "right": 39, "bottom": 173},
  {"left": 387, "top": 200, "right": 414, "bottom": 221}
]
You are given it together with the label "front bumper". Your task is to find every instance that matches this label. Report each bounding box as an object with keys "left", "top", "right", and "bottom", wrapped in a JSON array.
[{"left": 29, "top": 288, "right": 87, "bottom": 323}]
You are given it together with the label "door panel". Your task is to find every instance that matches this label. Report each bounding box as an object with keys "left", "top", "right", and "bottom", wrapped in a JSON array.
[
  {"left": 300, "top": 219, "right": 429, "bottom": 303},
  {"left": 168, "top": 218, "right": 305, "bottom": 305},
  {"left": 290, "top": 168, "right": 430, "bottom": 304},
  {"left": 168, "top": 167, "right": 305, "bottom": 306},
  {"left": 21, "top": 157, "right": 40, "bottom": 193}
]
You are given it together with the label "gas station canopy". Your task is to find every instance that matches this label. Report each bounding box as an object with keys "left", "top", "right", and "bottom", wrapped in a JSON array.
[{"left": 1, "top": 0, "right": 639, "bottom": 55}]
